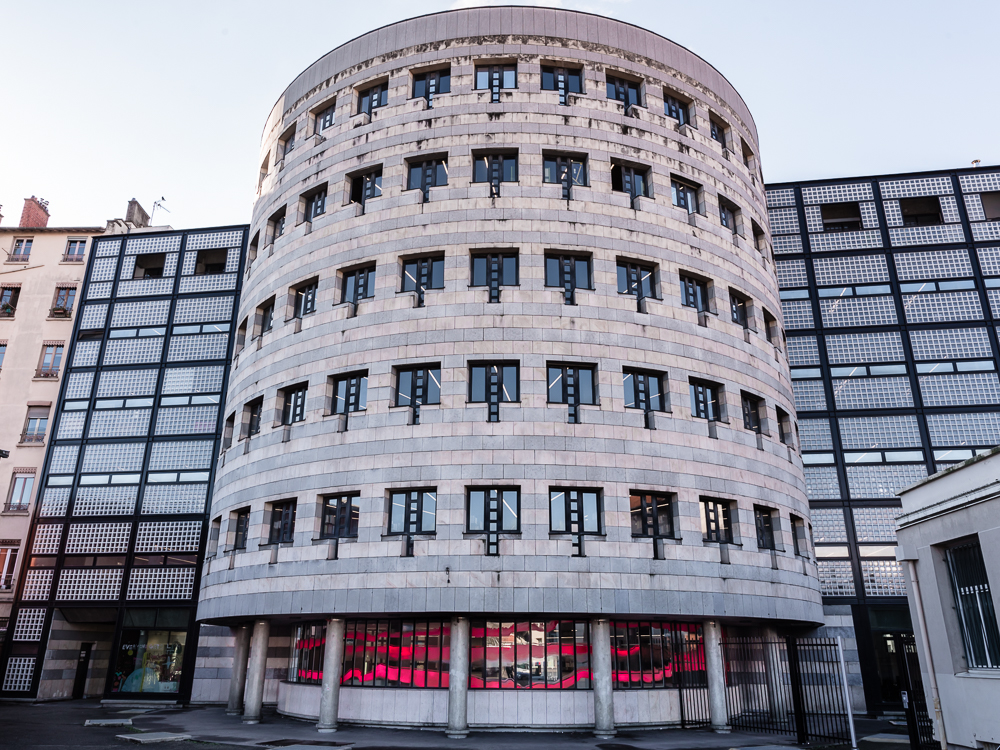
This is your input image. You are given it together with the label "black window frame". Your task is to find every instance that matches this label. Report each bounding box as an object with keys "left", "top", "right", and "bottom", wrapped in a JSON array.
[
  {"left": 246, "top": 398, "right": 263, "bottom": 437},
  {"left": 663, "top": 91, "right": 691, "bottom": 126},
  {"left": 547, "top": 363, "right": 597, "bottom": 424},
  {"left": 741, "top": 392, "right": 763, "bottom": 433},
  {"left": 395, "top": 365, "right": 442, "bottom": 425},
  {"left": 233, "top": 508, "right": 250, "bottom": 550},
  {"left": 719, "top": 196, "right": 740, "bottom": 233},
  {"left": 473, "top": 152, "right": 518, "bottom": 197},
  {"left": 470, "top": 251, "right": 518, "bottom": 303},
  {"left": 401, "top": 255, "right": 445, "bottom": 307},
  {"left": 388, "top": 488, "right": 437, "bottom": 535},
  {"left": 543, "top": 153, "right": 588, "bottom": 199},
  {"left": 709, "top": 118, "right": 727, "bottom": 147},
  {"left": 679, "top": 273, "right": 709, "bottom": 312},
  {"left": 350, "top": 168, "right": 383, "bottom": 211},
  {"left": 671, "top": 179, "right": 700, "bottom": 214},
  {"left": 622, "top": 368, "right": 666, "bottom": 416},
  {"left": 468, "top": 361, "right": 519, "bottom": 422},
  {"left": 606, "top": 73, "right": 642, "bottom": 108},
  {"left": 293, "top": 280, "right": 318, "bottom": 318},
  {"left": 259, "top": 299, "right": 275, "bottom": 334},
  {"left": 342, "top": 264, "right": 376, "bottom": 305},
  {"left": 541, "top": 65, "right": 583, "bottom": 105},
  {"left": 689, "top": 379, "right": 722, "bottom": 422},
  {"left": 358, "top": 82, "right": 389, "bottom": 116},
  {"left": 549, "top": 487, "right": 603, "bottom": 556},
  {"left": 315, "top": 102, "right": 336, "bottom": 133},
  {"left": 629, "top": 491, "right": 674, "bottom": 538},
  {"left": 268, "top": 500, "right": 296, "bottom": 545},
  {"left": 331, "top": 371, "right": 368, "bottom": 415},
  {"left": 282, "top": 384, "right": 308, "bottom": 425},
  {"left": 730, "top": 289, "right": 749, "bottom": 328},
  {"left": 321, "top": 493, "right": 361, "bottom": 540},
  {"left": 467, "top": 486, "right": 520, "bottom": 556},
  {"left": 702, "top": 498, "right": 733, "bottom": 544},
  {"left": 475, "top": 64, "right": 517, "bottom": 102},
  {"left": 413, "top": 68, "right": 451, "bottom": 107},
  {"left": 754, "top": 506, "right": 776, "bottom": 550},
  {"left": 899, "top": 196, "right": 944, "bottom": 227},
  {"left": 776, "top": 407, "right": 792, "bottom": 445},
  {"left": 819, "top": 201, "right": 863, "bottom": 233},
  {"left": 406, "top": 158, "right": 448, "bottom": 202},
  {"left": 268, "top": 207, "right": 286, "bottom": 240},
  {"left": 611, "top": 163, "right": 651, "bottom": 207},
  {"left": 617, "top": 259, "right": 658, "bottom": 309},
  {"left": 544, "top": 253, "right": 592, "bottom": 305},
  {"left": 306, "top": 188, "right": 327, "bottom": 221}
]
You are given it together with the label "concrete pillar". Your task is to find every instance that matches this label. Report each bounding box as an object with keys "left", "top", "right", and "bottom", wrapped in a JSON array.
[
  {"left": 703, "top": 619, "right": 729, "bottom": 734},
  {"left": 317, "top": 618, "right": 346, "bottom": 733},
  {"left": 590, "top": 618, "right": 616, "bottom": 739},
  {"left": 242, "top": 619, "right": 270, "bottom": 725},
  {"left": 446, "top": 616, "right": 469, "bottom": 739},
  {"left": 762, "top": 626, "right": 789, "bottom": 722},
  {"left": 226, "top": 624, "right": 252, "bottom": 715}
]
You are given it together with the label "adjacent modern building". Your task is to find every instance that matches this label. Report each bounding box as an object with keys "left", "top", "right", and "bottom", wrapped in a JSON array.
[
  {"left": 192, "top": 7, "right": 822, "bottom": 735},
  {"left": 0, "top": 224, "right": 248, "bottom": 700},
  {"left": 0, "top": 198, "right": 102, "bottom": 634},
  {"left": 767, "top": 165, "right": 1000, "bottom": 715}
]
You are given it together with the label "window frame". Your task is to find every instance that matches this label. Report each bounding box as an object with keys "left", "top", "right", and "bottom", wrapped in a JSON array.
[
  {"left": 293, "top": 279, "right": 318, "bottom": 318},
  {"left": 468, "top": 361, "right": 520, "bottom": 422},
  {"left": 622, "top": 368, "right": 667, "bottom": 414},
  {"left": 331, "top": 371, "right": 368, "bottom": 415},
  {"left": 547, "top": 363, "right": 598, "bottom": 424},
  {"left": 281, "top": 384, "right": 308, "bottom": 425},
  {"left": 395, "top": 365, "right": 442, "bottom": 408},
  {"left": 741, "top": 391, "right": 763, "bottom": 433},
  {"left": 946, "top": 539, "right": 1000, "bottom": 669},
  {"left": 540, "top": 65, "right": 583, "bottom": 105},
  {"left": 349, "top": 168, "right": 383, "bottom": 209},
  {"left": 467, "top": 486, "right": 521, "bottom": 556},
  {"left": 689, "top": 379, "right": 722, "bottom": 422},
  {"left": 616, "top": 259, "right": 658, "bottom": 303},
  {"left": 679, "top": 273, "right": 709, "bottom": 312},
  {"left": 268, "top": 500, "right": 297, "bottom": 545},
  {"left": 406, "top": 157, "right": 449, "bottom": 201},
  {"left": 549, "top": 487, "right": 604, "bottom": 541},
  {"left": 611, "top": 162, "right": 651, "bottom": 205},
  {"left": 754, "top": 505, "right": 776, "bottom": 550},
  {"left": 663, "top": 90, "right": 691, "bottom": 126},
  {"left": 472, "top": 152, "right": 518, "bottom": 197},
  {"left": 387, "top": 488, "right": 437, "bottom": 535},
  {"left": 412, "top": 68, "right": 451, "bottom": 107},
  {"left": 342, "top": 264, "right": 376, "bottom": 305},
  {"left": 63, "top": 238, "right": 87, "bottom": 262},
  {"left": 314, "top": 100, "right": 336, "bottom": 133},
  {"left": 321, "top": 493, "right": 361, "bottom": 539},
  {"left": 671, "top": 178, "right": 700, "bottom": 214},
  {"left": 543, "top": 153, "right": 588, "bottom": 199},
  {"left": 629, "top": 491, "right": 674, "bottom": 539},
  {"left": 6, "top": 472, "right": 35, "bottom": 512},
  {"left": 606, "top": 73, "right": 642, "bottom": 108},
  {"left": 544, "top": 252, "right": 592, "bottom": 305},
  {"left": 357, "top": 81, "right": 389, "bottom": 116},
  {"left": 232, "top": 508, "right": 251, "bottom": 550},
  {"left": 475, "top": 63, "right": 517, "bottom": 102},
  {"left": 701, "top": 498, "right": 733, "bottom": 544},
  {"left": 36, "top": 343, "right": 65, "bottom": 378}
]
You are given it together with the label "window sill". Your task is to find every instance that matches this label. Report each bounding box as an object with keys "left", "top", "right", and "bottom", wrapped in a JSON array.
[
  {"left": 633, "top": 534, "right": 681, "bottom": 544},
  {"left": 311, "top": 536, "right": 358, "bottom": 545},
  {"left": 463, "top": 532, "right": 521, "bottom": 540},
  {"left": 16, "top": 441, "right": 45, "bottom": 447},
  {"left": 548, "top": 532, "right": 606, "bottom": 539},
  {"left": 381, "top": 533, "right": 436, "bottom": 541},
  {"left": 956, "top": 669, "right": 1000, "bottom": 679},
  {"left": 702, "top": 540, "right": 742, "bottom": 547},
  {"left": 2, "top": 509, "right": 29, "bottom": 516}
]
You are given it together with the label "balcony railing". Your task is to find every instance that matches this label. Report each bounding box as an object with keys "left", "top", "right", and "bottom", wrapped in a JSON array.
[
  {"left": 8, "top": 254, "right": 30, "bottom": 263},
  {"left": 19, "top": 432, "right": 45, "bottom": 444},
  {"left": 34, "top": 368, "right": 59, "bottom": 379},
  {"left": 49, "top": 306, "right": 72, "bottom": 318},
  {"left": 0, "top": 575, "right": 14, "bottom": 590},
  {"left": 61, "top": 254, "right": 85, "bottom": 263},
  {"left": 3, "top": 503, "right": 29, "bottom": 513},
  {"left": 0, "top": 307, "right": 15, "bottom": 318}
]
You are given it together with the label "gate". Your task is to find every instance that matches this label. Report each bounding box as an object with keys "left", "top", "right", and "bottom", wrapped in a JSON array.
[
  {"left": 722, "top": 637, "right": 856, "bottom": 744},
  {"left": 675, "top": 626, "right": 711, "bottom": 728},
  {"left": 897, "top": 634, "right": 937, "bottom": 750}
]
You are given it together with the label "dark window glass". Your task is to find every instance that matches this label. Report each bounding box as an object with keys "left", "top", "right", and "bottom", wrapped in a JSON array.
[
  {"left": 730, "top": 292, "right": 748, "bottom": 327},
  {"left": 389, "top": 489, "right": 436, "bottom": 534},
  {"left": 606, "top": 74, "right": 641, "bottom": 108},
  {"left": 544, "top": 254, "right": 591, "bottom": 305},
  {"left": 623, "top": 369, "right": 664, "bottom": 412},
  {"left": 333, "top": 372, "right": 368, "bottom": 414},
  {"left": 407, "top": 159, "right": 449, "bottom": 191},
  {"left": 396, "top": 367, "right": 441, "bottom": 407},
  {"left": 630, "top": 492, "right": 673, "bottom": 537},
  {"left": 702, "top": 499, "right": 732, "bottom": 543},
  {"left": 342, "top": 265, "right": 375, "bottom": 304},
  {"left": 471, "top": 253, "right": 518, "bottom": 303},
  {"left": 680, "top": 274, "right": 708, "bottom": 312},
  {"left": 543, "top": 155, "right": 587, "bottom": 198},
  {"left": 899, "top": 196, "right": 944, "bottom": 227},
  {"left": 340, "top": 619, "right": 450, "bottom": 688},
  {"left": 0, "top": 287, "right": 19, "bottom": 315},
  {"left": 820, "top": 202, "right": 863, "bottom": 232},
  {"left": 11, "top": 239, "right": 31, "bottom": 258},
  {"left": 470, "top": 619, "right": 591, "bottom": 689},
  {"left": 350, "top": 169, "right": 383, "bottom": 207},
  {"left": 247, "top": 400, "right": 263, "bottom": 436},
  {"left": 549, "top": 488, "right": 602, "bottom": 534},
  {"left": 468, "top": 487, "right": 519, "bottom": 556},
  {"left": 271, "top": 210, "right": 286, "bottom": 239},
  {"left": 776, "top": 407, "right": 792, "bottom": 445},
  {"left": 741, "top": 393, "right": 762, "bottom": 433},
  {"left": 473, "top": 154, "right": 518, "bottom": 195},
  {"left": 790, "top": 514, "right": 804, "bottom": 556},
  {"left": 946, "top": 541, "right": 1000, "bottom": 669},
  {"left": 469, "top": 362, "right": 519, "bottom": 422},
  {"left": 710, "top": 119, "right": 726, "bottom": 145},
  {"left": 282, "top": 386, "right": 308, "bottom": 424},
  {"left": 664, "top": 94, "right": 689, "bottom": 125},
  {"left": 260, "top": 302, "right": 274, "bottom": 333},
  {"left": 612, "top": 622, "right": 706, "bottom": 690},
  {"left": 540, "top": 66, "right": 583, "bottom": 105},
  {"left": 763, "top": 309, "right": 779, "bottom": 345},
  {"left": 719, "top": 201, "right": 735, "bottom": 230},
  {"left": 233, "top": 509, "right": 250, "bottom": 549},
  {"left": 65, "top": 239, "right": 86, "bottom": 259},
  {"left": 307, "top": 189, "right": 327, "bottom": 220},
  {"left": 689, "top": 380, "right": 720, "bottom": 421},
  {"left": 269, "top": 501, "right": 296, "bottom": 544},
  {"left": 547, "top": 364, "right": 596, "bottom": 424},
  {"left": 475, "top": 64, "right": 516, "bottom": 101},
  {"left": 294, "top": 282, "right": 317, "bottom": 317},
  {"left": 322, "top": 494, "right": 360, "bottom": 539},
  {"left": 282, "top": 130, "right": 296, "bottom": 158},
  {"left": 611, "top": 164, "right": 650, "bottom": 202},
  {"left": 754, "top": 506, "right": 775, "bottom": 550},
  {"left": 358, "top": 83, "right": 388, "bottom": 115},
  {"left": 316, "top": 104, "right": 335, "bottom": 132},
  {"left": 671, "top": 180, "right": 699, "bottom": 213},
  {"left": 413, "top": 69, "right": 451, "bottom": 106},
  {"left": 617, "top": 261, "right": 656, "bottom": 300},
  {"left": 401, "top": 256, "right": 445, "bottom": 307},
  {"left": 53, "top": 287, "right": 76, "bottom": 312}
]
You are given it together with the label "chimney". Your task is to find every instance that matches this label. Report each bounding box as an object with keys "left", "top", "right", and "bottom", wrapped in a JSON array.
[
  {"left": 20, "top": 196, "right": 50, "bottom": 228},
  {"left": 126, "top": 198, "right": 150, "bottom": 228}
]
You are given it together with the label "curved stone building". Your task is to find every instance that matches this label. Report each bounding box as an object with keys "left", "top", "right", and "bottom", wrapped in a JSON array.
[{"left": 197, "top": 7, "right": 822, "bottom": 733}]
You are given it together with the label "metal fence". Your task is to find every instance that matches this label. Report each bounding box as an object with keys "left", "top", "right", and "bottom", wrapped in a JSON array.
[
  {"left": 722, "top": 636, "right": 856, "bottom": 745},
  {"left": 675, "top": 627, "right": 711, "bottom": 728}
]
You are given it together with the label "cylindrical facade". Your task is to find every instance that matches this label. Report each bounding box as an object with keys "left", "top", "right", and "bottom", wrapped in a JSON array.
[{"left": 198, "top": 8, "right": 822, "bottom": 730}]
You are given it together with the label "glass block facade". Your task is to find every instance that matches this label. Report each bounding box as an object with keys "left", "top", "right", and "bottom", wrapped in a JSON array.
[
  {"left": 0, "top": 226, "right": 247, "bottom": 700},
  {"left": 769, "top": 167, "right": 1000, "bottom": 711}
]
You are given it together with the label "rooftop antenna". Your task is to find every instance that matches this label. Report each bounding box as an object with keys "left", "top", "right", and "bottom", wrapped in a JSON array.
[
  {"left": 150, "top": 197, "right": 170, "bottom": 224},
  {"left": 972, "top": 160, "right": 982, "bottom": 168}
]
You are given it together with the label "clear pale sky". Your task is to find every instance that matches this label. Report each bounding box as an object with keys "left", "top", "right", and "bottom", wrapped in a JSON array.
[{"left": 2, "top": 0, "right": 997, "bottom": 229}]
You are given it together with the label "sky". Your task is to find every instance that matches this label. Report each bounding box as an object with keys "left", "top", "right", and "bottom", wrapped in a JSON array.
[{"left": 2, "top": 0, "right": 997, "bottom": 229}]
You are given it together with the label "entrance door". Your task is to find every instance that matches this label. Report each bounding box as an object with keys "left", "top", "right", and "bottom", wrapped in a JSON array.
[
  {"left": 73, "top": 643, "right": 94, "bottom": 699},
  {"left": 871, "top": 631, "right": 907, "bottom": 706}
]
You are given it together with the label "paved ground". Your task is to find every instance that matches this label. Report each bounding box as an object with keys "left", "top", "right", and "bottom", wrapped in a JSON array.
[{"left": 0, "top": 699, "right": 912, "bottom": 750}]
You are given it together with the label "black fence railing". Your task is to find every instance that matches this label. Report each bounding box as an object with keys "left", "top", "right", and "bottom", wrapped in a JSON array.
[{"left": 722, "top": 637, "right": 856, "bottom": 745}]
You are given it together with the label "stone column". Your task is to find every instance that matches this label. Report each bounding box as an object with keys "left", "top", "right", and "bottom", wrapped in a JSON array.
[
  {"left": 762, "top": 626, "right": 789, "bottom": 722},
  {"left": 590, "top": 618, "right": 616, "bottom": 739},
  {"left": 226, "top": 624, "right": 252, "bottom": 715},
  {"left": 242, "top": 619, "right": 270, "bottom": 725},
  {"left": 703, "top": 619, "right": 729, "bottom": 733},
  {"left": 317, "top": 618, "right": 346, "bottom": 733},
  {"left": 446, "top": 616, "right": 469, "bottom": 739}
]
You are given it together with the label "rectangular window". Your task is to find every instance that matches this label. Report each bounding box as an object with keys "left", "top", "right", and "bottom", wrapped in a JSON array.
[
  {"left": 776, "top": 407, "right": 792, "bottom": 445},
  {"left": 11, "top": 238, "right": 32, "bottom": 260},
  {"left": 7, "top": 473, "right": 35, "bottom": 512},
  {"left": 606, "top": 74, "right": 641, "bottom": 108},
  {"left": 388, "top": 489, "right": 436, "bottom": 534},
  {"left": 544, "top": 253, "right": 592, "bottom": 305},
  {"left": 342, "top": 265, "right": 376, "bottom": 305},
  {"left": 282, "top": 385, "right": 308, "bottom": 425},
  {"left": 719, "top": 196, "right": 741, "bottom": 234},
  {"left": 37, "top": 344, "right": 64, "bottom": 378},
  {"left": 332, "top": 371, "right": 368, "bottom": 414},
  {"left": 469, "top": 619, "right": 591, "bottom": 689},
  {"left": 473, "top": 153, "right": 518, "bottom": 197},
  {"left": 407, "top": 158, "right": 448, "bottom": 201},
  {"left": 900, "top": 197, "right": 943, "bottom": 227},
  {"left": 754, "top": 506, "right": 776, "bottom": 549},
  {"left": 0, "top": 547, "right": 18, "bottom": 590},
  {"left": 630, "top": 492, "right": 673, "bottom": 538},
  {"left": 702, "top": 498, "right": 733, "bottom": 543},
  {"left": 245, "top": 398, "right": 263, "bottom": 437},
  {"left": 468, "top": 487, "right": 520, "bottom": 556},
  {"left": 340, "top": 618, "right": 451, "bottom": 688},
  {"left": 623, "top": 369, "right": 666, "bottom": 413},
  {"left": 617, "top": 260, "right": 656, "bottom": 303},
  {"left": 290, "top": 622, "right": 326, "bottom": 684},
  {"left": 612, "top": 621, "right": 703, "bottom": 690},
  {"left": 402, "top": 255, "right": 445, "bottom": 307},
  {"left": 680, "top": 274, "right": 709, "bottom": 312},
  {"left": 541, "top": 65, "right": 583, "bottom": 105},
  {"left": 709, "top": 118, "right": 726, "bottom": 146},
  {"left": 259, "top": 299, "right": 275, "bottom": 334},
  {"left": 663, "top": 92, "right": 690, "bottom": 125},
  {"left": 549, "top": 488, "right": 602, "bottom": 541},
  {"left": 233, "top": 508, "right": 250, "bottom": 549},
  {"left": 0, "top": 342, "right": 6, "bottom": 370},
  {"left": 611, "top": 163, "right": 650, "bottom": 205},
  {"left": 475, "top": 64, "right": 516, "bottom": 102},
  {"left": 413, "top": 69, "right": 451, "bottom": 107},
  {"left": 469, "top": 362, "right": 519, "bottom": 422},
  {"left": 21, "top": 406, "right": 49, "bottom": 444},
  {"left": 322, "top": 493, "right": 361, "bottom": 539},
  {"left": 269, "top": 207, "right": 286, "bottom": 240},
  {"left": 280, "top": 126, "right": 296, "bottom": 159},
  {"left": 294, "top": 281, "right": 318, "bottom": 318},
  {"left": 763, "top": 309, "right": 779, "bottom": 345},
  {"left": 306, "top": 188, "right": 327, "bottom": 220},
  {"left": 471, "top": 252, "right": 517, "bottom": 303},
  {"left": 52, "top": 286, "right": 77, "bottom": 316},
  {"left": 350, "top": 169, "right": 383, "bottom": 209},
  {"left": 672, "top": 179, "right": 700, "bottom": 214},
  {"left": 689, "top": 379, "right": 721, "bottom": 421},
  {"left": 730, "top": 290, "right": 749, "bottom": 328},
  {"left": 396, "top": 366, "right": 442, "bottom": 407},
  {"left": 358, "top": 82, "right": 388, "bottom": 115},
  {"left": 790, "top": 514, "right": 807, "bottom": 556},
  {"left": 269, "top": 501, "right": 296, "bottom": 544},
  {"left": 741, "top": 392, "right": 762, "bottom": 433},
  {"left": 193, "top": 248, "right": 227, "bottom": 275},
  {"left": 64, "top": 239, "right": 86, "bottom": 262},
  {"left": 946, "top": 540, "right": 1000, "bottom": 669},
  {"left": 547, "top": 364, "right": 597, "bottom": 423},
  {"left": 543, "top": 154, "right": 587, "bottom": 199},
  {"left": 0, "top": 287, "right": 19, "bottom": 317},
  {"left": 820, "top": 202, "right": 863, "bottom": 232},
  {"left": 315, "top": 102, "right": 335, "bottom": 133}
]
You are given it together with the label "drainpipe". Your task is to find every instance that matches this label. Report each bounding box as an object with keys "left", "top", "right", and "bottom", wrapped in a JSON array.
[{"left": 906, "top": 559, "right": 947, "bottom": 750}]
